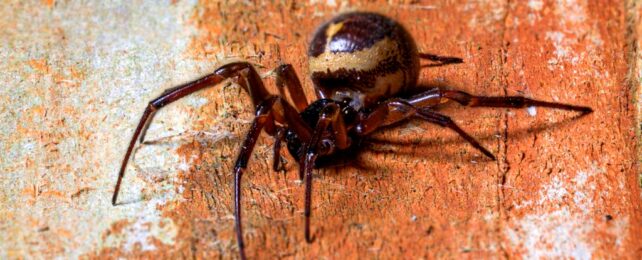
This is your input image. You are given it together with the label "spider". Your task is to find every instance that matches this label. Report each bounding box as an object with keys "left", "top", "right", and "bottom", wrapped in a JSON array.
[{"left": 111, "top": 11, "right": 592, "bottom": 259}]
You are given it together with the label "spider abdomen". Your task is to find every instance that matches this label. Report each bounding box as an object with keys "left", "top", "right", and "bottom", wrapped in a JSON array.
[{"left": 308, "top": 12, "right": 420, "bottom": 110}]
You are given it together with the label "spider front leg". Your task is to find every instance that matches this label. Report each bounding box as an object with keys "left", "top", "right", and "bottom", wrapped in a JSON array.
[
  {"left": 112, "top": 62, "right": 266, "bottom": 205},
  {"left": 112, "top": 62, "right": 313, "bottom": 206},
  {"left": 271, "top": 64, "right": 310, "bottom": 172},
  {"left": 112, "top": 61, "right": 315, "bottom": 260},
  {"left": 232, "top": 97, "right": 278, "bottom": 260},
  {"left": 300, "top": 103, "right": 350, "bottom": 243},
  {"left": 233, "top": 96, "right": 315, "bottom": 259},
  {"left": 113, "top": 73, "right": 223, "bottom": 206}
]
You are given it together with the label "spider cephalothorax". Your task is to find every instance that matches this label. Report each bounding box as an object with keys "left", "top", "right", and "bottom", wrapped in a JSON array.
[{"left": 111, "top": 11, "right": 592, "bottom": 259}]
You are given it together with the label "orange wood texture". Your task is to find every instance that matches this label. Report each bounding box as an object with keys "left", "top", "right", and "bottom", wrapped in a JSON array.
[
  {"left": 107, "top": 1, "right": 639, "bottom": 258},
  {"left": 102, "top": 1, "right": 642, "bottom": 258},
  {"left": 1, "top": 0, "right": 640, "bottom": 259}
]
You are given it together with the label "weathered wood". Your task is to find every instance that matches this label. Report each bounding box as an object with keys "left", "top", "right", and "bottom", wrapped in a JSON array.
[{"left": 1, "top": 0, "right": 640, "bottom": 259}]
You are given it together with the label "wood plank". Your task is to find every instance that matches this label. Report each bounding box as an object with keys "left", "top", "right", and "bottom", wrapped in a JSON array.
[{"left": 1, "top": 0, "right": 640, "bottom": 259}]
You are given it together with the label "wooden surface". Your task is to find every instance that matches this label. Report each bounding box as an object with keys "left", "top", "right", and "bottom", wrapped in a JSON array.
[{"left": 1, "top": 0, "right": 641, "bottom": 259}]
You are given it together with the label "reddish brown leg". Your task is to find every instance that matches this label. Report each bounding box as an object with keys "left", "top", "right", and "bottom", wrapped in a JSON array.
[
  {"left": 300, "top": 123, "right": 327, "bottom": 243},
  {"left": 112, "top": 62, "right": 313, "bottom": 206},
  {"left": 276, "top": 64, "right": 309, "bottom": 112},
  {"left": 233, "top": 96, "right": 313, "bottom": 259},
  {"left": 299, "top": 103, "right": 351, "bottom": 243},
  {"left": 416, "top": 109, "right": 495, "bottom": 159},
  {"left": 233, "top": 97, "right": 279, "bottom": 260},
  {"left": 112, "top": 62, "right": 268, "bottom": 206},
  {"left": 112, "top": 62, "right": 315, "bottom": 260},
  {"left": 355, "top": 99, "right": 495, "bottom": 159},
  {"left": 354, "top": 99, "right": 417, "bottom": 136},
  {"left": 295, "top": 102, "right": 351, "bottom": 180},
  {"left": 302, "top": 151, "right": 318, "bottom": 243},
  {"left": 441, "top": 90, "right": 593, "bottom": 113},
  {"left": 356, "top": 87, "right": 592, "bottom": 159},
  {"left": 113, "top": 70, "right": 226, "bottom": 206},
  {"left": 272, "top": 64, "right": 309, "bottom": 172}
]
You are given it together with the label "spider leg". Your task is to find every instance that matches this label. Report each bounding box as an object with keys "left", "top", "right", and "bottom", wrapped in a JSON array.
[
  {"left": 113, "top": 71, "right": 226, "bottom": 206},
  {"left": 112, "top": 61, "right": 313, "bottom": 206},
  {"left": 302, "top": 150, "right": 318, "bottom": 243},
  {"left": 232, "top": 96, "right": 313, "bottom": 259},
  {"left": 355, "top": 98, "right": 495, "bottom": 159},
  {"left": 415, "top": 109, "right": 495, "bottom": 159},
  {"left": 354, "top": 98, "right": 418, "bottom": 136},
  {"left": 440, "top": 90, "right": 593, "bottom": 113},
  {"left": 113, "top": 62, "right": 315, "bottom": 260},
  {"left": 356, "top": 87, "right": 592, "bottom": 159},
  {"left": 276, "top": 64, "right": 309, "bottom": 111},
  {"left": 271, "top": 64, "right": 309, "bottom": 172},
  {"left": 296, "top": 103, "right": 350, "bottom": 180},
  {"left": 300, "top": 115, "right": 329, "bottom": 244},
  {"left": 233, "top": 97, "right": 279, "bottom": 260},
  {"left": 300, "top": 103, "right": 349, "bottom": 242}
]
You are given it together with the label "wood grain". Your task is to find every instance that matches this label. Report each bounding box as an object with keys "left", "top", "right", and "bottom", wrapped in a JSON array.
[
  {"left": 1, "top": 0, "right": 640, "bottom": 259},
  {"left": 153, "top": 1, "right": 642, "bottom": 258}
]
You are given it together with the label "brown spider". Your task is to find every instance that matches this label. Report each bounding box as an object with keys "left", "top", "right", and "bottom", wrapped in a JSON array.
[{"left": 111, "top": 11, "right": 592, "bottom": 259}]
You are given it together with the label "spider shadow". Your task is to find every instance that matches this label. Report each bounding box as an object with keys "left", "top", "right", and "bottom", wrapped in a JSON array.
[
  {"left": 368, "top": 112, "right": 589, "bottom": 157},
  {"left": 317, "top": 112, "right": 589, "bottom": 180}
]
